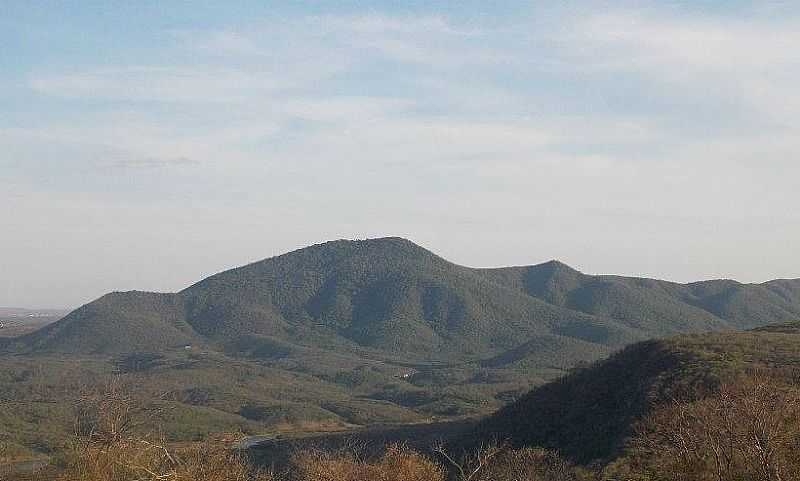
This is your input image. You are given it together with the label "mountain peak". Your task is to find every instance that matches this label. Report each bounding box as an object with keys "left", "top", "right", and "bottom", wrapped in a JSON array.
[
  {"left": 283, "top": 236, "right": 427, "bottom": 257},
  {"left": 537, "top": 259, "right": 579, "bottom": 272}
]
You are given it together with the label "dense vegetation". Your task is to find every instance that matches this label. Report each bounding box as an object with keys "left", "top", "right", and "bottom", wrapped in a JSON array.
[
  {"left": 11, "top": 238, "right": 800, "bottom": 359},
  {"left": 7, "top": 353, "right": 800, "bottom": 480},
  {"left": 480, "top": 321, "right": 800, "bottom": 464},
  {"left": 1, "top": 237, "right": 799, "bottom": 462},
  {"left": 244, "top": 322, "right": 800, "bottom": 479},
  {"left": 480, "top": 260, "right": 800, "bottom": 335},
  {"left": 8, "top": 238, "right": 643, "bottom": 358},
  {"left": 0, "top": 378, "right": 594, "bottom": 481}
]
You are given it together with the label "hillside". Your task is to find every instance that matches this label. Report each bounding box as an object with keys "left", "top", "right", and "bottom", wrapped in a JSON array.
[
  {"left": 10, "top": 237, "right": 800, "bottom": 362},
  {"left": 479, "top": 321, "right": 800, "bottom": 464},
  {"left": 2, "top": 238, "right": 800, "bottom": 460},
  {"left": 9, "top": 238, "right": 646, "bottom": 362},
  {"left": 14, "top": 292, "right": 199, "bottom": 353},
  {"left": 481, "top": 261, "right": 800, "bottom": 335},
  {"left": 0, "top": 238, "right": 638, "bottom": 457}
]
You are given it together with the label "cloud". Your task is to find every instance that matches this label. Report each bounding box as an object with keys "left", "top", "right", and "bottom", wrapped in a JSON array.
[
  {"left": 315, "top": 14, "right": 474, "bottom": 36},
  {"left": 9, "top": 7, "right": 800, "bottom": 267},
  {"left": 19, "top": 8, "right": 800, "bottom": 173},
  {"left": 5, "top": 4, "right": 800, "bottom": 309},
  {"left": 575, "top": 11, "right": 800, "bottom": 71},
  {"left": 29, "top": 66, "right": 285, "bottom": 103},
  {"left": 101, "top": 156, "right": 200, "bottom": 170},
  {"left": 193, "top": 31, "right": 264, "bottom": 56},
  {"left": 561, "top": 9, "right": 800, "bottom": 126}
]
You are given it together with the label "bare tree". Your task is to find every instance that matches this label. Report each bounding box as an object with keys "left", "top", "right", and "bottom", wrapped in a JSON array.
[{"left": 629, "top": 374, "right": 800, "bottom": 481}]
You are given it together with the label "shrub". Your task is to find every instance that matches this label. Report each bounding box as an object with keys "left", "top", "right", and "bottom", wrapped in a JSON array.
[
  {"left": 57, "top": 436, "right": 276, "bottom": 481},
  {"left": 474, "top": 448, "right": 585, "bottom": 481},
  {"left": 56, "top": 378, "right": 274, "bottom": 481},
  {"left": 289, "top": 443, "right": 445, "bottom": 481},
  {"left": 627, "top": 375, "right": 800, "bottom": 481},
  {"left": 434, "top": 442, "right": 587, "bottom": 481}
]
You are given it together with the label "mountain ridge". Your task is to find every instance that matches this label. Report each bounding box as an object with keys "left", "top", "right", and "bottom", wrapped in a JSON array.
[{"left": 7, "top": 237, "right": 800, "bottom": 367}]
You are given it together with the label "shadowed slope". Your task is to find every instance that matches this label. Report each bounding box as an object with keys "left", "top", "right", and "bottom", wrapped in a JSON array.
[{"left": 479, "top": 321, "right": 800, "bottom": 464}]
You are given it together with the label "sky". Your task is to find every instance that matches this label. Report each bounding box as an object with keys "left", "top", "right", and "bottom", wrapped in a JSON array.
[{"left": 2, "top": 1, "right": 799, "bottom": 308}]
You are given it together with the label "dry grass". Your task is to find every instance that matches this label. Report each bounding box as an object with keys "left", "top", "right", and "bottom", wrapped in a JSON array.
[
  {"left": 54, "top": 436, "right": 276, "bottom": 481},
  {"left": 47, "top": 378, "right": 275, "bottom": 481},
  {"left": 289, "top": 443, "right": 445, "bottom": 481},
  {"left": 286, "top": 442, "right": 589, "bottom": 481},
  {"left": 1, "top": 377, "right": 590, "bottom": 481}
]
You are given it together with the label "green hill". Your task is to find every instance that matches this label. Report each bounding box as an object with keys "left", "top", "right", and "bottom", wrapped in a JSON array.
[
  {"left": 481, "top": 261, "right": 800, "bottom": 335},
  {"left": 479, "top": 321, "right": 800, "bottom": 464},
  {"left": 14, "top": 292, "right": 199, "bottom": 353},
  {"left": 11, "top": 238, "right": 646, "bottom": 362},
  {"left": 12, "top": 237, "right": 800, "bottom": 364}
]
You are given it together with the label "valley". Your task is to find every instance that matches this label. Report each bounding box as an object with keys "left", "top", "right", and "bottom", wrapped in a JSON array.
[{"left": 0, "top": 309, "right": 66, "bottom": 338}]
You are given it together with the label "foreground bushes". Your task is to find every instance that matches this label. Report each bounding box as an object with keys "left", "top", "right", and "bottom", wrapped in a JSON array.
[
  {"left": 622, "top": 375, "right": 800, "bottom": 481},
  {"left": 290, "top": 444, "right": 445, "bottom": 481},
  {"left": 472, "top": 448, "right": 587, "bottom": 481},
  {"left": 30, "top": 378, "right": 585, "bottom": 481},
  {"left": 55, "top": 438, "right": 585, "bottom": 481},
  {"left": 57, "top": 436, "right": 274, "bottom": 481},
  {"left": 289, "top": 443, "right": 593, "bottom": 481},
  {"left": 26, "top": 373, "right": 800, "bottom": 481},
  {"left": 52, "top": 380, "right": 275, "bottom": 481}
]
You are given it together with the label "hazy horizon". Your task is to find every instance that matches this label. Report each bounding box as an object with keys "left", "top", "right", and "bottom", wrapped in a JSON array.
[
  {"left": 3, "top": 1, "right": 799, "bottom": 307},
  {"left": 4, "top": 235, "right": 799, "bottom": 311}
]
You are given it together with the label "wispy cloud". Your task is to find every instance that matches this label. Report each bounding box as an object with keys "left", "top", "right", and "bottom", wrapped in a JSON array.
[
  {"left": 5, "top": 4, "right": 800, "bottom": 306},
  {"left": 316, "top": 14, "right": 476, "bottom": 36},
  {"left": 562, "top": 10, "right": 800, "bottom": 125},
  {"left": 20, "top": 8, "right": 800, "bottom": 170},
  {"left": 575, "top": 11, "right": 800, "bottom": 71},
  {"left": 30, "top": 66, "right": 286, "bottom": 103},
  {"left": 101, "top": 156, "right": 200, "bottom": 170},
  {"left": 191, "top": 31, "right": 265, "bottom": 57}
]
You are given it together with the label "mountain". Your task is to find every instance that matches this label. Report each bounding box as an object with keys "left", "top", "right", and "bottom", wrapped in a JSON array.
[
  {"left": 479, "top": 321, "right": 800, "bottom": 464},
  {"left": 481, "top": 261, "right": 800, "bottom": 334},
  {"left": 9, "top": 238, "right": 644, "bottom": 361},
  {"left": 8, "top": 237, "right": 800, "bottom": 365}
]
